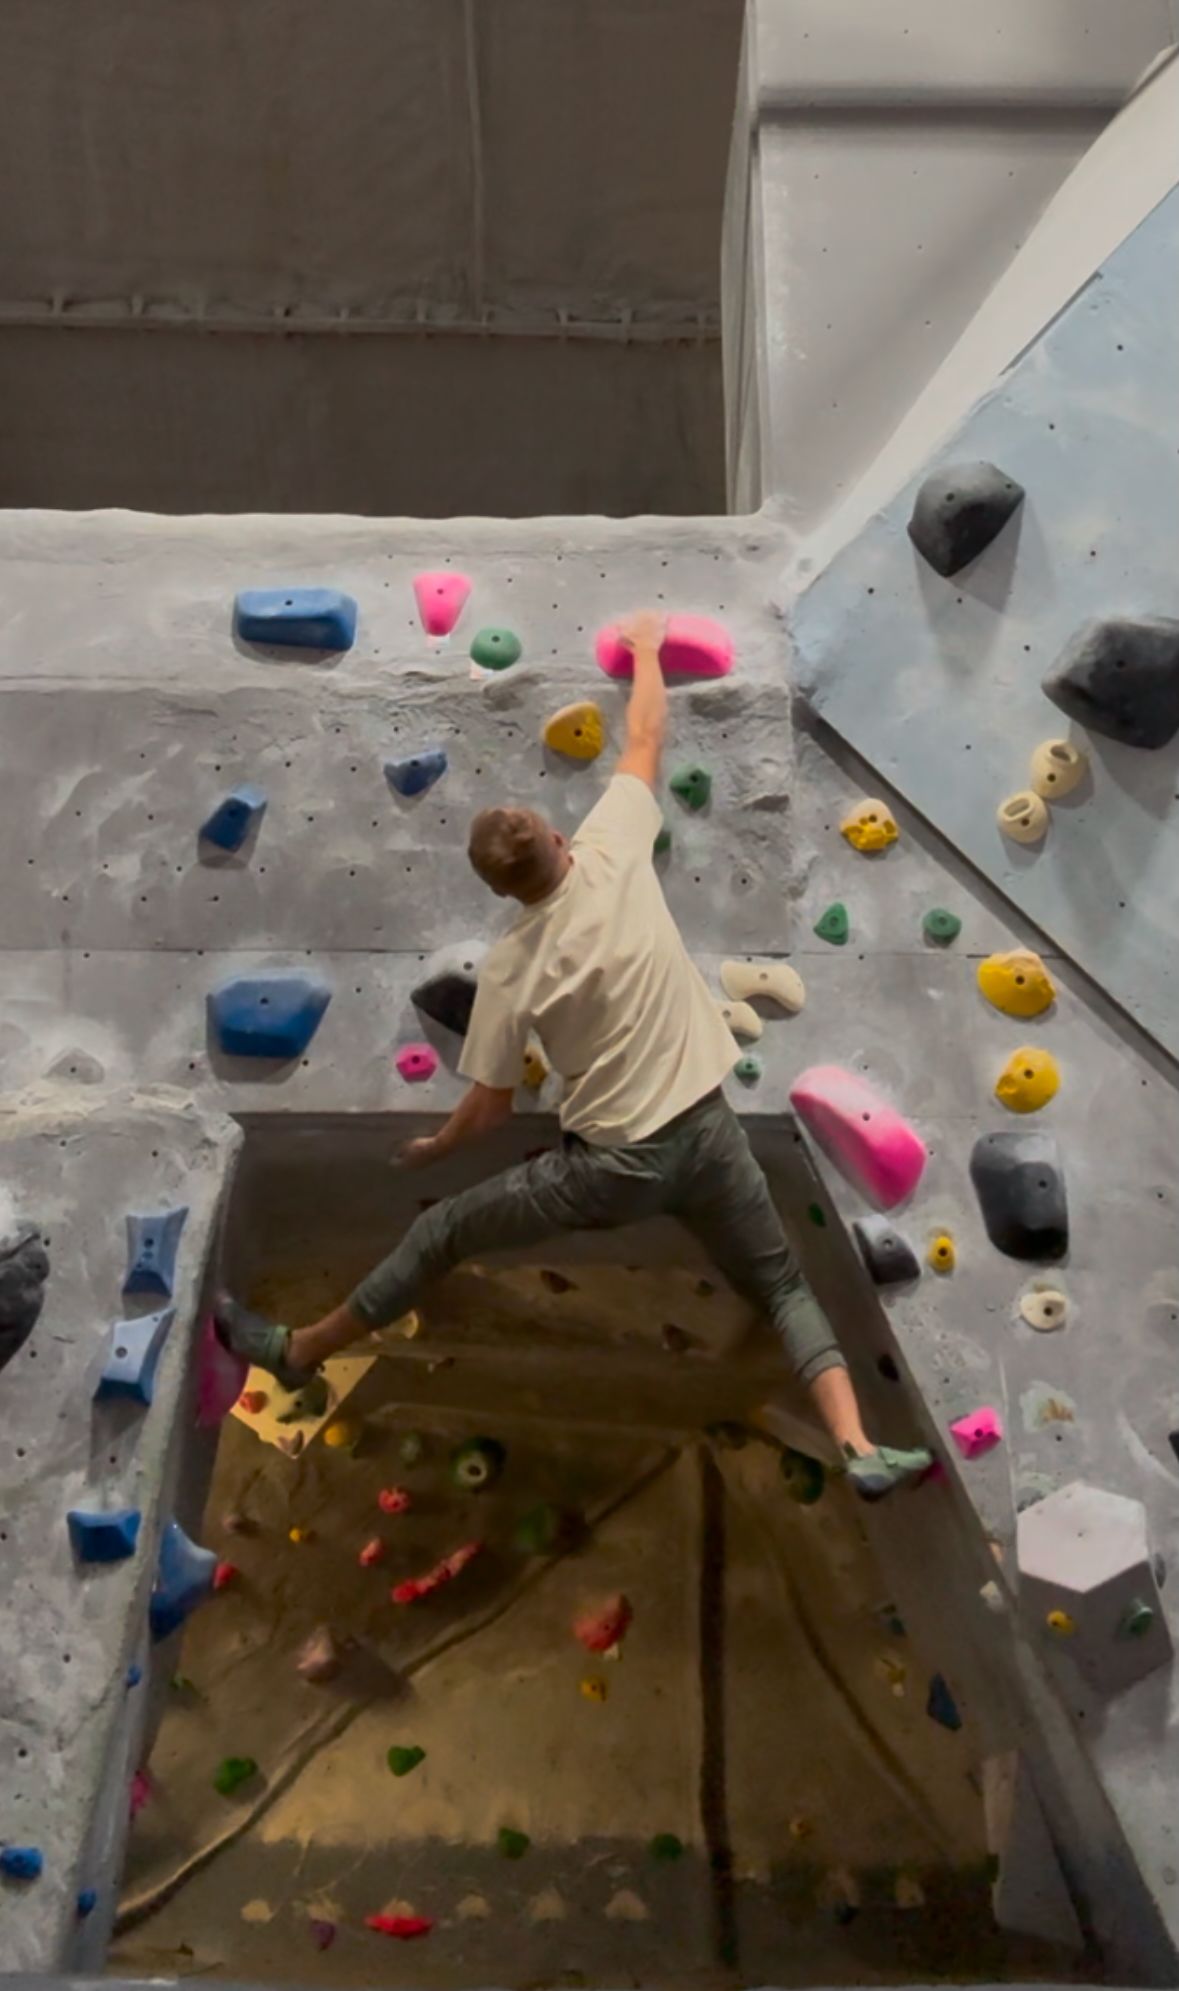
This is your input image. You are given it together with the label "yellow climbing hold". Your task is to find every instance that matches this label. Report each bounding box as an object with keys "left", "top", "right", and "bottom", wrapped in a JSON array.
[
  {"left": 1046, "top": 1609, "right": 1076, "bottom": 1637},
  {"left": 874, "top": 1653, "right": 907, "bottom": 1696},
  {"left": 542, "top": 701, "right": 605, "bottom": 762},
  {"left": 840, "top": 798, "right": 898, "bottom": 853},
  {"left": 788, "top": 1816, "right": 813, "bottom": 1841},
  {"left": 995, "top": 1045, "right": 1060, "bottom": 1114},
  {"left": 288, "top": 1526, "right": 314, "bottom": 1545},
  {"left": 927, "top": 1234, "right": 956, "bottom": 1274},
  {"left": 323, "top": 1418, "right": 362, "bottom": 1451},
  {"left": 580, "top": 1675, "right": 608, "bottom": 1703},
  {"left": 522, "top": 1046, "right": 548, "bottom": 1090},
  {"left": 976, "top": 948, "right": 1055, "bottom": 1019}
]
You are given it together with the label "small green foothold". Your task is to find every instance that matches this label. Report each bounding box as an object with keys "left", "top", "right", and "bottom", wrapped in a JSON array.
[
  {"left": 1119, "top": 1599, "right": 1155, "bottom": 1640},
  {"left": 807, "top": 1202, "right": 827, "bottom": 1228},
  {"left": 779, "top": 1448, "right": 826, "bottom": 1506},
  {"left": 399, "top": 1431, "right": 426, "bottom": 1466},
  {"left": 923, "top": 907, "right": 962, "bottom": 945},
  {"left": 497, "top": 1827, "right": 530, "bottom": 1860},
  {"left": 814, "top": 902, "right": 849, "bottom": 946},
  {"left": 514, "top": 1502, "right": 562, "bottom": 1555},
  {"left": 733, "top": 1054, "right": 762, "bottom": 1085},
  {"left": 669, "top": 764, "right": 711, "bottom": 812},
  {"left": 649, "top": 1833, "right": 684, "bottom": 1862},
  {"left": 387, "top": 1745, "right": 426, "bottom": 1778},
  {"left": 213, "top": 1756, "right": 257, "bottom": 1797},
  {"left": 470, "top": 626, "right": 522, "bottom": 671},
  {"left": 450, "top": 1436, "right": 507, "bottom": 1491},
  {"left": 653, "top": 819, "right": 672, "bottom": 855},
  {"left": 170, "top": 1672, "right": 197, "bottom": 1695}
]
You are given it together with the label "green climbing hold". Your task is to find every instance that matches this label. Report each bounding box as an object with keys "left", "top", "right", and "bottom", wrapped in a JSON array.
[
  {"left": 807, "top": 1203, "right": 827, "bottom": 1228},
  {"left": 653, "top": 819, "right": 672, "bottom": 855},
  {"left": 213, "top": 1756, "right": 258, "bottom": 1797},
  {"left": 470, "top": 627, "right": 522, "bottom": 671},
  {"left": 814, "top": 902, "right": 849, "bottom": 946},
  {"left": 669, "top": 764, "right": 711, "bottom": 812},
  {"left": 779, "top": 1447, "right": 826, "bottom": 1506},
  {"left": 497, "top": 1827, "right": 530, "bottom": 1860},
  {"left": 399, "top": 1431, "right": 426, "bottom": 1466},
  {"left": 733, "top": 1054, "right": 762, "bottom": 1085},
  {"left": 649, "top": 1833, "right": 685, "bottom": 1862},
  {"left": 387, "top": 1745, "right": 426, "bottom": 1778},
  {"left": 1118, "top": 1599, "right": 1155, "bottom": 1640},
  {"left": 450, "top": 1435, "right": 507, "bottom": 1491},
  {"left": 514, "top": 1503, "right": 562, "bottom": 1556},
  {"left": 923, "top": 908, "right": 962, "bottom": 945}
]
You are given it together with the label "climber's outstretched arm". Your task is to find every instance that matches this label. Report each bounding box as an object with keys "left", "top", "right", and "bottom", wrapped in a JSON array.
[{"left": 615, "top": 611, "right": 667, "bottom": 791}]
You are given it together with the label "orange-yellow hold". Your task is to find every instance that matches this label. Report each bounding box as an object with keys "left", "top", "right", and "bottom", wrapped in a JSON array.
[
  {"left": 543, "top": 701, "right": 605, "bottom": 762},
  {"left": 927, "top": 1234, "right": 956, "bottom": 1274},
  {"left": 840, "top": 799, "right": 898, "bottom": 853},
  {"left": 289, "top": 1526, "right": 315, "bottom": 1545},
  {"left": 580, "top": 1675, "right": 608, "bottom": 1703},
  {"left": 1046, "top": 1608, "right": 1076, "bottom": 1637},
  {"left": 522, "top": 1047, "right": 548, "bottom": 1091},
  {"left": 976, "top": 948, "right": 1056, "bottom": 1019},
  {"left": 994, "top": 1046, "right": 1060, "bottom": 1114}
]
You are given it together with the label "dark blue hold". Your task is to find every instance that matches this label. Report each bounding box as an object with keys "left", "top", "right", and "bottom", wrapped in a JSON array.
[
  {"left": 67, "top": 1508, "right": 142, "bottom": 1565},
  {"left": 384, "top": 749, "right": 448, "bottom": 799},
  {"left": 0, "top": 1846, "right": 43, "bottom": 1881},
  {"left": 209, "top": 973, "right": 331, "bottom": 1061},
  {"left": 123, "top": 1208, "right": 188, "bottom": 1300},
  {"left": 234, "top": 588, "right": 357, "bottom": 652},
  {"left": 76, "top": 1887, "right": 98, "bottom": 1917},
  {"left": 150, "top": 1519, "right": 218, "bottom": 1642},
  {"left": 926, "top": 1672, "right": 962, "bottom": 1733},
  {"left": 95, "top": 1307, "right": 175, "bottom": 1406},
  {"left": 126, "top": 1663, "right": 142, "bottom": 1689},
  {"left": 199, "top": 785, "right": 268, "bottom": 853}
]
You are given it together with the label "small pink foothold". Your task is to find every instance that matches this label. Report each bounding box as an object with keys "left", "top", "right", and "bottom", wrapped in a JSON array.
[
  {"left": 196, "top": 1315, "right": 249, "bottom": 1429},
  {"left": 949, "top": 1408, "right": 1004, "bottom": 1460},
  {"left": 413, "top": 571, "right": 471, "bottom": 637},
  {"left": 129, "top": 1770, "right": 152, "bottom": 1820},
  {"left": 359, "top": 1537, "right": 385, "bottom": 1567},
  {"left": 595, "top": 613, "right": 733, "bottom": 681},
  {"left": 788, "top": 1065, "right": 927, "bottom": 1209},
  {"left": 378, "top": 1486, "right": 412, "bottom": 1516},
  {"left": 212, "top": 1560, "right": 238, "bottom": 1592},
  {"left": 395, "top": 1042, "right": 439, "bottom": 1083},
  {"left": 309, "top": 1918, "right": 336, "bottom": 1951}
]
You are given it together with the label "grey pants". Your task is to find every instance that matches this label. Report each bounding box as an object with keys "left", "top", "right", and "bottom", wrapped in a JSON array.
[{"left": 351, "top": 1089, "right": 844, "bottom": 1386}]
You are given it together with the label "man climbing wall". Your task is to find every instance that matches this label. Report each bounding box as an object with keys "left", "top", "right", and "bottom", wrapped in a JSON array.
[{"left": 217, "top": 613, "right": 931, "bottom": 1500}]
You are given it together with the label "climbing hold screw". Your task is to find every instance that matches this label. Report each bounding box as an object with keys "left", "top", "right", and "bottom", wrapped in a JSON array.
[
  {"left": 813, "top": 901, "right": 849, "bottom": 945},
  {"left": 669, "top": 764, "right": 712, "bottom": 811},
  {"left": 927, "top": 1234, "right": 955, "bottom": 1274},
  {"left": 387, "top": 1744, "right": 426, "bottom": 1778},
  {"left": 1046, "top": 1609, "right": 1076, "bottom": 1637},
  {"left": 997, "top": 790, "right": 1048, "bottom": 844},
  {"left": 213, "top": 1756, "right": 258, "bottom": 1797},
  {"left": 470, "top": 626, "right": 522, "bottom": 670},
  {"left": 840, "top": 799, "right": 898, "bottom": 853},
  {"left": 922, "top": 908, "right": 961, "bottom": 945}
]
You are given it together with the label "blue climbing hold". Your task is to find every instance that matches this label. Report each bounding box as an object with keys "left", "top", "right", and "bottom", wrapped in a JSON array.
[
  {"left": 0, "top": 1847, "right": 43, "bottom": 1881},
  {"left": 76, "top": 1887, "right": 97, "bottom": 1916},
  {"left": 209, "top": 973, "right": 331, "bottom": 1060},
  {"left": 234, "top": 588, "right": 357, "bottom": 652},
  {"left": 926, "top": 1672, "right": 962, "bottom": 1732},
  {"left": 123, "top": 1208, "right": 188, "bottom": 1300},
  {"left": 95, "top": 1308, "right": 175, "bottom": 1406},
  {"left": 385, "top": 749, "right": 448, "bottom": 799},
  {"left": 199, "top": 785, "right": 268, "bottom": 853},
  {"left": 67, "top": 1508, "right": 142, "bottom": 1564},
  {"left": 150, "top": 1520, "right": 218, "bottom": 1641},
  {"left": 126, "top": 1663, "right": 142, "bottom": 1688}
]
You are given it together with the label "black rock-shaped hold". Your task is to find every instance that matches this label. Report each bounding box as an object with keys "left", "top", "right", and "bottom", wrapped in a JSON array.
[
  {"left": 0, "top": 1229, "right": 50, "bottom": 1375},
  {"left": 1041, "top": 616, "right": 1179, "bottom": 750},
  {"left": 411, "top": 969, "right": 478, "bottom": 1038},
  {"left": 969, "top": 1131, "right": 1068, "bottom": 1262},
  {"left": 853, "top": 1215, "right": 921, "bottom": 1286},
  {"left": 907, "top": 461, "right": 1025, "bottom": 577}
]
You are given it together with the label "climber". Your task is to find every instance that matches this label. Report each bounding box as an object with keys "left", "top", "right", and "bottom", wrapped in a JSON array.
[{"left": 216, "top": 612, "right": 931, "bottom": 1499}]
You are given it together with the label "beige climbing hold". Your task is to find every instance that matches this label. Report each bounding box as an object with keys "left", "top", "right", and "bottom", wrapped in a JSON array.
[
  {"left": 997, "top": 790, "right": 1048, "bottom": 844},
  {"left": 976, "top": 948, "right": 1055, "bottom": 1019},
  {"left": 1046, "top": 1609, "right": 1077, "bottom": 1638},
  {"left": 1018, "top": 1287, "right": 1069, "bottom": 1332},
  {"left": 994, "top": 1046, "right": 1059, "bottom": 1114},
  {"left": 1029, "top": 739, "right": 1087, "bottom": 800},
  {"left": 276, "top": 1430, "right": 305, "bottom": 1458},
  {"left": 717, "top": 999, "right": 762, "bottom": 1041},
  {"left": 788, "top": 1815, "right": 813, "bottom": 1841},
  {"left": 521, "top": 1046, "right": 548, "bottom": 1091},
  {"left": 840, "top": 799, "right": 898, "bottom": 853},
  {"left": 927, "top": 1234, "right": 956, "bottom": 1274},
  {"left": 874, "top": 1654, "right": 906, "bottom": 1696},
  {"left": 542, "top": 701, "right": 605, "bottom": 762},
  {"left": 720, "top": 959, "right": 806, "bottom": 1014},
  {"left": 296, "top": 1626, "right": 342, "bottom": 1682},
  {"left": 604, "top": 1889, "right": 650, "bottom": 1923},
  {"left": 895, "top": 1874, "right": 926, "bottom": 1910}
]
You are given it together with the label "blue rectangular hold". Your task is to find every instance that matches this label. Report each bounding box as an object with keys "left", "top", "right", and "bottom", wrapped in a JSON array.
[{"left": 234, "top": 588, "right": 358, "bottom": 652}]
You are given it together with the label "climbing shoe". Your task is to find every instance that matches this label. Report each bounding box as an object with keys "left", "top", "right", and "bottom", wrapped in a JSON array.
[
  {"left": 844, "top": 1443, "right": 933, "bottom": 1503},
  {"left": 213, "top": 1291, "right": 316, "bottom": 1394}
]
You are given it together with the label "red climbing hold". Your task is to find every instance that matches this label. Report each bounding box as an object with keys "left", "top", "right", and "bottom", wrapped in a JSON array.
[
  {"left": 359, "top": 1537, "right": 385, "bottom": 1568},
  {"left": 413, "top": 571, "right": 471, "bottom": 638},
  {"left": 365, "top": 1913, "right": 434, "bottom": 1940},
  {"left": 238, "top": 1390, "right": 268, "bottom": 1415},
  {"left": 595, "top": 614, "right": 733, "bottom": 681},
  {"left": 129, "top": 1769, "right": 152, "bottom": 1820},
  {"left": 788, "top": 1065, "right": 927, "bottom": 1209},
  {"left": 392, "top": 1539, "right": 482, "bottom": 1605},
  {"left": 574, "top": 1593, "right": 633, "bottom": 1653},
  {"left": 378, "top": 1486, "right": 413, "bottom": 1516},
  {"left": 212, "top": 1560, "right": 238, "bottom": 1592}
]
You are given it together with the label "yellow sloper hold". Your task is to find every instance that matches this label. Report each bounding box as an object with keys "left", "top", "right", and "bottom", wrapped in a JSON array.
[
  {"left": 995, "top": 1046, "right": 1060, "bottom": 1114},
  {"left": 976, "top": 948, "right": 1056, "bottom": 1019},
  {"left": 522, "top": 1046, "right": 548, "bottom": 1091},
  {"left": 1046, "top": 1609, "right": 1076, "bottom": 1637},
  {"left": 542, "top": 701, "right": 605, "bottom": 761},
  {"left": 927, "top": 1234, "right": 955, "bottom": 1274},
  {"left": 840, "top": 798, "right": 898, "bottom": 853}
]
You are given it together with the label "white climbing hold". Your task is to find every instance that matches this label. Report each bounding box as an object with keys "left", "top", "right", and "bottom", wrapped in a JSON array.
[
  {"left": 1029, "top": 739, "right": 1087, "bottom": 800},
  {"left": 1019, "top": 1287, "right": 1069, "bottom": 1333},
  {"left": 717, "top": 999, "right": 762, "bottom": 1041},
  {"left": 997, "top": 791, "right": 1048, "bottom": 844},
  {"left": 720, "top": 960, "right": 806, "bottom": 1014}
]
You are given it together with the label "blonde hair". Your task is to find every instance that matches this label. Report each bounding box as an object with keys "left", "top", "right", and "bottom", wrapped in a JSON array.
[{"left": 467, "top": 807, "right": 560, "bottom": 901}]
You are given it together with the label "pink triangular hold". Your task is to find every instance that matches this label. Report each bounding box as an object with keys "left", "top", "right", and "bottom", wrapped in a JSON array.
[
  {"left": 595, "top": 613, "right": 733, "bottom": 681},
  {"left": 413, "top": 571, "right": 471, "bottom": 637},
  {"left": 195, "top": 1314, "right": 249, "bottom": 1429},
  {"left": 788, "top": 1065, "right": 927, "bottom": 1209},
  {"left": 949, "top": 1408, "right": 1003, "bottom": 1459}
]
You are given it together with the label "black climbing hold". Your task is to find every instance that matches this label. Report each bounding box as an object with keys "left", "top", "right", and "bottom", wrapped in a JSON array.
[
  {"left": 877, "top": 1353, "right": 900, "bottom": 1383},
  {"left": 653, "top": 818, "right": 672, "bottom": 855},
  {"left": 926, "top": 1672, "right": 962, "bottom": 1732},
  {"left": 969, "top": 1131, "right": 1068, "bottom": 1261},
  {"left": 853, "top": 1215, "right": 921, "bottom": 1286},
  {"left": 411, "top": 968, "right": 477, "bottom": 1038},
  {"left": 450, "top": 1436, "right": 506, "bottom": 1491},
  {"left": 832, "top": 1900, "right": 859, "bottom": 1927},
  {"left": 923, "top": 908, "right": 961, "bottom": 945},
  {"left": 669, "top": 764, "right": 712, "bottom": 811},
  {"left": 1041, "top": 616, "right": 1179, "bottom": 750},
  {"left": 0, "top": 1228, "right": 49, "bottom": 1375},
  {"left": 813, "top": 901, "right": 849, "bottom": 945},
  {"left": 649, "top": 1833, "right": 685, "bottom": 1862},
  {"left": 779, "top": 1447, "right": 825, "bottom": 1506},
  {"left": 807, "top": 1203, "right": 827, "bottom": 1228},
  {"left": 907, "top": 461, "right": 1025, "bottom": 577}
]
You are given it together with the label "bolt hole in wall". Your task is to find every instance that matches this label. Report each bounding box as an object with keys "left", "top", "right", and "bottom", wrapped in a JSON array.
[{"left": 109, "top": 1118, "right": 1075, "bottom": 1987}]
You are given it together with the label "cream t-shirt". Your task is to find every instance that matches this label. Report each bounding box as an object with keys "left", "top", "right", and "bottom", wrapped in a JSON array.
[{"left": 459, "top": 774, "right": 740, "bottom": 1145}]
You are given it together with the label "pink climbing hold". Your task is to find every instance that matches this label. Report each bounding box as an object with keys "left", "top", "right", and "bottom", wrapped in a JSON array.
[
  {"left": 595, "top": 613, "right": 733, "bottom": 681},
  {"left": 413, "top": 571, "right": 471, "bottom": 638},
  {"left": 392, "top": 1539, "right": 482, "bottom": 1605},
  {"left": 129, "top": 1770, "right": 152, "bottom": 1820},
  {"left": 195, "top": 1315, "right": 249, "bottom": 1430},
  {"left": 788, "top": 1065, "right": 927, "bottom": 1209},
  {"left": 949, "top": 1408, "right": 1004, "bottom": 1460},
  {"left": 378, "top": 1486, "right": 412, "bottom": 1516},
  {"left": 359, "top": 1537, "right": 385, "bottom": 1568},
  {"left": 395, "top": 1042, "right": 439, "bottom": 1084}
]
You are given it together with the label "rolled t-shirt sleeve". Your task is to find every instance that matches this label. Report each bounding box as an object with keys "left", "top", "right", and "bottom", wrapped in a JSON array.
[
  {"left": 457, "top": 971, "right": 529, "bottom": 1089},
  {"left": 573, "top": 773, "right": 662, "bottom": 858}
]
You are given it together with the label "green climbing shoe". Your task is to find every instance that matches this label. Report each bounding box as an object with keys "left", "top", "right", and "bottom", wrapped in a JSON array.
[
  {"left": 845, "top": 1443, "right": 933, "bottom": 1503},
  {"left": 214, "top": 1292, "right": 316, "bottom": 1394}
]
